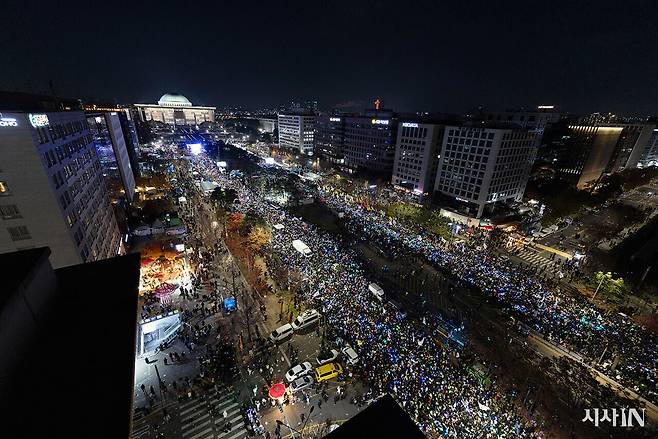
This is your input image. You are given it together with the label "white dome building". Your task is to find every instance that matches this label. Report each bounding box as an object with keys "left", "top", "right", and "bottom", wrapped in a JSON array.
[
  {"left": 157, "top": 93, "right": 193, "bottom": 107},
  {"left": 135, "top": 93, "right": 215, "bottom": 126}
]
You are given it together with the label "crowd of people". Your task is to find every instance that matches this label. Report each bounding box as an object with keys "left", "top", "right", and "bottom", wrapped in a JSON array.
[
  {"left": 319, "top": 184, "right": 658, "bottom": 403},
  {"left": 182, "top": 144, "right": 658, "bottom": 437},
  {"left": 187, "top": 153, "right": 545, "bottom": 438}
]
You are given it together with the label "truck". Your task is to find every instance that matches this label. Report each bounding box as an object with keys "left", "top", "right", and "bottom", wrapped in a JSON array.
[{"left": 368, "top": 283, "right": 385, "bottom": 302}]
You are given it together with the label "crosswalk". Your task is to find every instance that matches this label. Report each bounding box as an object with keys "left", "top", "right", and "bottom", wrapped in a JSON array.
[
  {"left": 516, "top": 248, "right": 548, "bottom": 266},
  {"left": 131, "top": 410, "right": 150, "bottom": 438},
  {"left": 131, "top": 387, "right": 249, "bottom": 439},
  {"left": 178, "top": 387, "right": 248, "bottom": 439},
  {"left": 514, "top": 248, "right": 564, "bottom": 273}
]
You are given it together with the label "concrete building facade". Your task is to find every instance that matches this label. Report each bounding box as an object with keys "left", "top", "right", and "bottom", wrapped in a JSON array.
[
  {"left": 434, "top": 125, "right": 538, "bottom": 218},
  {"left": 87, "top": 112, "right": 136, "bottom": 202},
  {"left": 0, "top": 110, "right": 122, "bottom": 267},
  {"left": 392, "top": 122, "right": 444, "bottom": 194},
  {"left": 342, "top": 110, "right": 398, "bottom": 174},
  {"left": 277, "top": 112, "right": 316, "bottom": 155},
  {"left": 315, "top": 114, "right": 345, "bottom": 165}
]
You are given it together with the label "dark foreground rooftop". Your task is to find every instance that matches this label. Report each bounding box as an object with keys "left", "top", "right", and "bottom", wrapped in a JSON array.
[
  {"left": 325, "top": 393, "right": 425, "bottom": 439},
  {"left": 0, "top": 248, "right": 139, "bottom": 438}
]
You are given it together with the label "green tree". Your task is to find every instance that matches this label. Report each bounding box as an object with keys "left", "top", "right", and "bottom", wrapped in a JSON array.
[{"left": 592, "top": 271, "right": 627, "bottom": 301}]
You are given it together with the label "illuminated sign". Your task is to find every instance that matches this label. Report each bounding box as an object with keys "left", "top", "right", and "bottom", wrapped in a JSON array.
[
  {"left": 537, "top": 105, "right": 555, "bottom": 110},
  {"left": 0, "top": 117, "right": 18, "bottom": 127},
  {"left": 28, "top": 113, "right": 49, "bottom": 128},
  {"left": 329, "top": 117, "right": 341, "bottom": 122},
  {"left": 402, "top": 122, "right": 418, "bottom": 128},
  {"left": 371, "top": 119, "right": 389, "bottom": 125},
  {"left": 455, "top": 197, "right": 469, "bottom": 202}
]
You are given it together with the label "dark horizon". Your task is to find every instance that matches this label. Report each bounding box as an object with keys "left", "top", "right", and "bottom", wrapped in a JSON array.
[{"left": 1, "top": 0, "right": 657, "bottom": 115}]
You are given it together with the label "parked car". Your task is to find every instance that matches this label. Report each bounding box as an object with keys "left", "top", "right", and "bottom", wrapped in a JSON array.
[
  {"left": 285, "top": 362, "right": 313, "bottom": 382},
  {"left": 341, "top": 346, "right": 359, "bottom": 365},
  {"left": 269, "top": 324, "right": 294, "bottom": 343},
  {"left": 289, "top": 375, "right": 314, "bottom": 393},
  {"left": 314, "top": 363, "right": 343, "bottom": 383},
  {"left": 316, "top": 349, "right": 339, "bottom": 365},
  {"left": 291, "top": 309, "right": 321, "bottom": 331}
]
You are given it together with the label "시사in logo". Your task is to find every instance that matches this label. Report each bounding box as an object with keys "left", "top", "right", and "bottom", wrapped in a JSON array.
[{"left": 582, "top": 408, "right": 645, "bottom": 427}]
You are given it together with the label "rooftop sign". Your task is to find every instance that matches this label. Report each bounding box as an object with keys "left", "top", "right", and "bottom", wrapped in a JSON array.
[{"left": 28, "top": 113, "right": 50, "bottom": 128}]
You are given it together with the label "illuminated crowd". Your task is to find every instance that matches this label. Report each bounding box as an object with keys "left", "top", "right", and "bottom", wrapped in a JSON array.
[
  {"left": 188, "top": 154, "right": 544, "bottom": 437},
  {"left": 319, "top": 185, "right": 658, "bottom": 403}
]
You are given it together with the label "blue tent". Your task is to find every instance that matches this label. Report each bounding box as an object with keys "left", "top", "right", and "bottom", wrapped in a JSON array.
[{"left": 223, "top": 296, "right": 237, "bottom": 313}]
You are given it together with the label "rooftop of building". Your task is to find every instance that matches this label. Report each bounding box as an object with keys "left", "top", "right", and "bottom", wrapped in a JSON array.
[
  {"left": 0, "top": 90, "right": 83, "bottom": 112},
  {"left": 278, "top": 108, "right": 316, "bottom": 116},
  {"left": 457, "top": 120, "right": 529, "bottom": 130},
  {"left": 0, "top": 247, "right": 140, "bottom": 438},
  {"left": 325, "top": 394, "right": 425, "bottom": 439}
]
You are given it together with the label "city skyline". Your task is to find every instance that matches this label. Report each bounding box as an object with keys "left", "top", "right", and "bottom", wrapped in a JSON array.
[
  {"left": 2, "top": 2, "right": 658, "bottom": 438},
  {"left": 1, "top": 0, "right": 657, "bottom": 115}
]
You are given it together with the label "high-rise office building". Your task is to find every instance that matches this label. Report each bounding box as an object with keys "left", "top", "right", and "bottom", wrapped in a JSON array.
[
  {"left": 342, "top": 110, "right": 398, "bottom": 175},
  {"left": 315, "top": 114, "right": 345, "bottom": 164},
  {"left": 604, "top": 123, "right": 655, "bottom": 171},
  {"left": 392, "top": 121, "right": 445, "bottom": 194},
  {"left": 559, "top": 125, "right": 623, "bottom": 189},
  {"left": 277, "top": 111, "right": 316, "bottom": 155},
  {"left": 0, "top": 108, "right": 122, "bottom": 267},
  {"left": 84, "top": 104, "right": 142, "bottom": 180},
  {"left": 118, "top": 109, "right": 141, "bottom": 179},
  {"left": 434, "top": 125, "right": 538, "bottom": 218},
  {"left": 86, "top": 112, "right": 136, "bottom": 202},
  {"left": 558, "top": 123, "right": 654, "bottom": 189}
]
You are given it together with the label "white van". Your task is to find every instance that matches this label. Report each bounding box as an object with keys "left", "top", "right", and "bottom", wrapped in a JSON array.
[
  {"left": 291, "top": 309, "right": 320, "bottom": 331},
  {"left": 368, "top": 283, "right": 384, "bottom": 302},
  {"left": 269, "top": 324, "right": 294, "bottom": 343}
]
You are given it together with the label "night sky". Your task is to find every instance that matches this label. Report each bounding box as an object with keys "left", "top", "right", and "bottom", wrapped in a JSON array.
[{"left": 1, "top": 0, "right": 656, "bottom": 115}]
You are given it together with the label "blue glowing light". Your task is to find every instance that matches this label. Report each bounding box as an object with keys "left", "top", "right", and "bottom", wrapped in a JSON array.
[{"left": 187, "top": 143, "right": 203, "bottom": 155}]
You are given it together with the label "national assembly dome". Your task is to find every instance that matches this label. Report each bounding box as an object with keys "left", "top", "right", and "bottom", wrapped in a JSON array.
[{"left": 158, "top": 93, "right": 192, "bottom": 107}]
